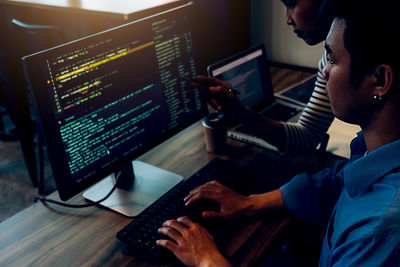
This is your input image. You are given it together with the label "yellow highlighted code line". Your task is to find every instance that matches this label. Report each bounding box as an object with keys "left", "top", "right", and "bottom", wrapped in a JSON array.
[{"left": 56, "top": 41, "right": 155, "bottom": 82}]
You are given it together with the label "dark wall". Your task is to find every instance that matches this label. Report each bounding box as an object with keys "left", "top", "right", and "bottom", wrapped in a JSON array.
[{"left": 192, "top": 0, "right": 251, "bottom": 74}]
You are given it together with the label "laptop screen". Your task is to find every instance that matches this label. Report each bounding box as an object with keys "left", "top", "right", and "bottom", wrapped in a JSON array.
[{"left": 207, "top": 44, "right": 274, "bottom": 111}]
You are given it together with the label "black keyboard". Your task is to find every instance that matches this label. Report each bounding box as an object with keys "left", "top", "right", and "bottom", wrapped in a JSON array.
[{"left": 116, "top": 158, "right": 249, "bottom": 260}]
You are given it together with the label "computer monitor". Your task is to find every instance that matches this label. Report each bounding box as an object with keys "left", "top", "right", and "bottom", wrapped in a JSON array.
[{"left": 22, "top": 1, "right": 207, "bottom": 217}]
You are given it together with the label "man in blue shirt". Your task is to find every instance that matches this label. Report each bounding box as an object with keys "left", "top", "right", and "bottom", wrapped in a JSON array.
[{"left": 157, "top": 0, "right": 400, "bottom": 266}]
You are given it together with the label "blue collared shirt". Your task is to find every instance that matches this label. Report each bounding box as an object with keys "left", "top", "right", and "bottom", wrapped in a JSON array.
[{"left": 280, "top": 132, "right": 400, "bottom": 266}]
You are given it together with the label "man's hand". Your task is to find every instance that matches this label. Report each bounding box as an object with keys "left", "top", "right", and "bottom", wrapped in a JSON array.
[
  {"left": 184, "top": 180, "right": 253, "bottom": 219},
  {"left": 157, "top": 216, "right": 231, "bottom": 267}
]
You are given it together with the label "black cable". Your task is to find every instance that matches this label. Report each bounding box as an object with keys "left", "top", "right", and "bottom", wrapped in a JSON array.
[{"left": 33, "top": 171, "right": 122, "bottom": 208}]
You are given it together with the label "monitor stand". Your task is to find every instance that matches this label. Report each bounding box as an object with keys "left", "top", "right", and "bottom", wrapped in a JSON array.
[{"left": 83, "top": 160, "right": 183, "bottom": 217}]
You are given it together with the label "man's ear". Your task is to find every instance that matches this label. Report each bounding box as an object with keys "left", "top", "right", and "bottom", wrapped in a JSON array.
[{"left": 374, "top": 64, "right": 393, "bottom": 97}]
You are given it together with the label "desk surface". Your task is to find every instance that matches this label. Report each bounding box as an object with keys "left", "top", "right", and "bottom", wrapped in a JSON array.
[
  {"left": 1, "top": 0, "right": 184, "bottom": 20},
  {"left": 0, "top": 67, "right": 342, "bottom": 266},
  {"left": 0, "top": 121, "right": 297, "bottom": 267}
]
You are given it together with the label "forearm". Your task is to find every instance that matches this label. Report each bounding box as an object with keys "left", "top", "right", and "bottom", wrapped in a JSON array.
[
  {"left": 244, "top": 189, "right": 286, "bottom": 216},
  {"left": 197, "top": 190, "right": 285, "bottom": 267},
  {"left": 238, "top": 106, "right": 286, "bottom": 151},
  {"left": 199, "top": 253, "right": 232, "bottom": 267}
]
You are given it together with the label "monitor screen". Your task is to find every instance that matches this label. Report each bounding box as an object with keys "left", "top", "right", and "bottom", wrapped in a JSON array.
[{"left": 22, "top": 1, "right": 207, "bottom": 211}]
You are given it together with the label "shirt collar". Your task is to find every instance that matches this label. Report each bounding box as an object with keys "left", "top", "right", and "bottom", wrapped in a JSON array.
[{"left": 344, "top": 131, "right": 400, "bottom": 197}]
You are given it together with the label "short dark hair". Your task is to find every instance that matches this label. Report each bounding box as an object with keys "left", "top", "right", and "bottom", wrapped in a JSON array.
[
  {"left": 314, "top": 0, "right": 336, "bottom": 39},
  {"left": 316, "top": 0, "right": 336, "bottom": 25},
  {"left": 333, "top": 0, "right": 400, "bottom": 88}
]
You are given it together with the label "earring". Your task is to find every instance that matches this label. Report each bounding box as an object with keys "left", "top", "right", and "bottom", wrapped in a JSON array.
[
  {"left": 373, "top": 94, "right": 381, "bottom": 101},
  {"left": 372, "top": 94, "right": 384, "bottom": 109}
]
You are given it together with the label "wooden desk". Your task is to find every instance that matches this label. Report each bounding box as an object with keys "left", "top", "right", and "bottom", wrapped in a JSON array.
[{"left": 0, "top": 68, "right": 330, "bottom": 267}]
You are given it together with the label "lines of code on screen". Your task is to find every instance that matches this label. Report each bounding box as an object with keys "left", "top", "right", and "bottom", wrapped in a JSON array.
[{"left": 43, "top": 11, "right": 203, "bottom": 180}]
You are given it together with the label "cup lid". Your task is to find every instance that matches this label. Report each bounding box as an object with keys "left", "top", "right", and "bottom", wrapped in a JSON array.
[{"left": 203, "top": 112, "right": 225, "bottom": 127}]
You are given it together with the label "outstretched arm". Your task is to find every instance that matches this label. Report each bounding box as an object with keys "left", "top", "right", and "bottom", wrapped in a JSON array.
[
  {"left": 192, "top": 76, "right": 287, "bottom": 151},
  {"left": 193, "top": 52, "right": 334, "bottom": 154},
  {"left": 184, "top": 181, "right": 285, "bottom": 219}
]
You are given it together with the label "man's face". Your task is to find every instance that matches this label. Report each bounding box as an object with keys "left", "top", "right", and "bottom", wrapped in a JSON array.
[
  {"left": 281, "top": 0, "right": 323, "bottom": 45},
  {"left": 323, "top": 19, "right": 373, "bottom": 126}
]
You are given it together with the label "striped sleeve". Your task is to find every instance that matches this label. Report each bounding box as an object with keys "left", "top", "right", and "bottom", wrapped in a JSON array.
[{"left": 281, "top": 51, "right": 334, "bottom": 154}]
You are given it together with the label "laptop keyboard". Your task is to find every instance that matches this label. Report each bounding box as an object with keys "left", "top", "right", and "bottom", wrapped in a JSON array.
[
  {"left": 229, "top": 103, "right": 301, "bottom": 150},
  {"left": 116, "top": 158, "right": 251, "bottom": 260},
  {"left": 262, "top": 103, "right": 301, "bottom": 122}
]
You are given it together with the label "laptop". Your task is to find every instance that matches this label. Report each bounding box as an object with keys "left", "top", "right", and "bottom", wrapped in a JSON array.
[{"left": 207, "top": 44, "right": 316, "bottom": 151}]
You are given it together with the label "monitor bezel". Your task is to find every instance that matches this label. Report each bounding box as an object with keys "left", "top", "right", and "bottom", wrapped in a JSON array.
[{"left": 22, "top": 1, "right": 206, "bottom": 200}]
